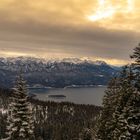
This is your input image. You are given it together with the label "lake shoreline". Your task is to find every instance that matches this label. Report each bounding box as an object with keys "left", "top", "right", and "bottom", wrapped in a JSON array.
[{"left": 28, "top": 84, "right": 107, "bottom": 90}]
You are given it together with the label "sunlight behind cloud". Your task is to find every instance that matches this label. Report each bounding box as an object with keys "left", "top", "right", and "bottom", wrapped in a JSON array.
[
  {"left": 87, "top": 0, "right": 116, "bottom": 21},
  {"left": 86, "top": 0, "right": 140, "bottom": 31},
  {"left": 87, "top": 0, "right": 135, "bottom": 22}
]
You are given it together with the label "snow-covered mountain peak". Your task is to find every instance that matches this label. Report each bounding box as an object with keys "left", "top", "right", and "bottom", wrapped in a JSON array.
[
  {"left": 0, "top": 56, "right": 119, "bottom": 88},
  {"left": 61, "top": 58, "right": 83, "bottom": 64},
  {"left": 93, "top": 60, "right": 107, "bottom": 65},
  {"left": 0, "top": 56, "right": 109, "bottom": 66}
]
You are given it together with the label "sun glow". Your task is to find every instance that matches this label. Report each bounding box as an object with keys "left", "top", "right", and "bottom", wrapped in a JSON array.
[{"left": 87, "top": 0, "right": 134, "bottom": 21}]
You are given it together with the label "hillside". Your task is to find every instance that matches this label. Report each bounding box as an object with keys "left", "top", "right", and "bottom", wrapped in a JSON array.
[
  {"left": 0, "top": 88, "right": 101, "bottom": 139},
  {"left": 0, "top": 57, "right": 119, "bottom": 88}
]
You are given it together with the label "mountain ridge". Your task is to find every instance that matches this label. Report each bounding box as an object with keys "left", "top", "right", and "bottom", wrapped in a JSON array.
[{"left": 0, "top": 57, "right": 120, "bottom": 88}]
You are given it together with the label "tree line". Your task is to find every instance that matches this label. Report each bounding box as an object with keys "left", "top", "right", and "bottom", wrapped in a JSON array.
[
  {"left": 95, "top": 44, "right": 140, "bottom": 140},
  {"left": 0, "top": 84, "right": 101, "bottom": 140}
]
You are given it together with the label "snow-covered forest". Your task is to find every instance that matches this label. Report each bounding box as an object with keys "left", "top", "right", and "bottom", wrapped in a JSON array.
[
  {"left": 0, "top": 87, "right": 101, "bottom": 140},
  {"left": 0, "top": 44, "right": 140, "bottom": 140}
]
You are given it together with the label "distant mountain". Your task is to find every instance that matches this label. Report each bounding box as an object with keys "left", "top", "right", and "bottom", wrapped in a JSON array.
[{"left": 0, "top": 57, "right": 120, "bottom": 88}]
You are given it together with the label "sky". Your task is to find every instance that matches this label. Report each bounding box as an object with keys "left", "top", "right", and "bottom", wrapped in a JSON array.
[{"left": 0, "top": 0, "right": 139, "bottom": 66}]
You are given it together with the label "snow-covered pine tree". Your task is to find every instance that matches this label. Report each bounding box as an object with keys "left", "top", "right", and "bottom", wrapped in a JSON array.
[
  {"left": 131, "top": 43, "right": 140, "bottom": 90},
  {"left": 79, "top": 128, "right": 94, "bottom": 140},
  {"left": 96, "top": 45, "right": 140, "bottom": 140},
  {"left": 6, "top": 73, "right": 34, "bottom": 140},
  {"left": 118, "top": 89, "right": 140, "bottom": 140},
  {"left": 96, "top": 77, "right": 120, "bottom": 140},
  {"left": 112, "top": 67, "right": 137, "bottom": 139},
  {"left": 96, "top": 66, "right": 139, "bottom": 140}
]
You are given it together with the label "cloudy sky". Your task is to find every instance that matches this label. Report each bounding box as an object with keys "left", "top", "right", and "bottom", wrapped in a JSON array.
[{"left": 0, "top": 0, "right": 139, "bottom": 65}]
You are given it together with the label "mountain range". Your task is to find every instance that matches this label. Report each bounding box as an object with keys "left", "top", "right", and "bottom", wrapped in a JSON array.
[{"left": 0, "top": 57, "right": 120, "bottom": 88}]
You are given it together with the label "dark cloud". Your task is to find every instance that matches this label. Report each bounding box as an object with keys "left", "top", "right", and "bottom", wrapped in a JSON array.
[
  {"left": 0, "top": 0, "right": 139, "bottom": 65},
  {"left": 0, "top": 21, "right": 139, "bottom": 61}
]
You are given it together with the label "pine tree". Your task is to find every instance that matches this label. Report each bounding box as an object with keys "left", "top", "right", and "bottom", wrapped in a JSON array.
[
  {"left": 131, "top": 43, "right": 140, "bottom": 66},
  {"left": 118, "top": 90, "right": 140, "bottom": 140},
  {"left": 112, "top": 67, "right": 137, "bottom": 139},
  {"left": 131, "top": 43, "right": 140, "bottom": 90},
  {"left": 96, "top": 77, "right": 120, "bottom": 140},
  {"left": 96, "top": 66, "right": 140, "bottom": 140},
  {"left": 6, "top": 73, "right": 35, "bottom": 140},
  {"left": 79, "top": 128, "right": 94, "bottom": 140}
]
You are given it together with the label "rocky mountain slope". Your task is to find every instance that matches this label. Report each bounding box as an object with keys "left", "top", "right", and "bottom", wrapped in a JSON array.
[{"left": 0, "top": 57, "right": 119, "bottom": 88}]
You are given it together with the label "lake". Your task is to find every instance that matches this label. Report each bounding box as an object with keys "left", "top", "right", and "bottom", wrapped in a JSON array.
[{"left": 30, "top": 86, "right": 107, "bottom": 106}]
